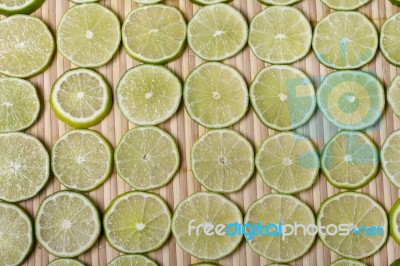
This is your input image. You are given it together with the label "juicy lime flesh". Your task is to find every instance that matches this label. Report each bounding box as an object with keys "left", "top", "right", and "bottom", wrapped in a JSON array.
[
  {"left": 0, "top": 15, "right": 54, "bottom": 78},
  {"left": 0, "top": 133, "right": 49, "bottom": 203},
  {"left": 317, "top": 192, "right": 387, "bottom": 259},
  {"left": 184, "top": 63, "right": 248, "bottom": 128},
  {"left": 317, "top": 71, "right": 384, "bottom": 130},
  {"left": 321, "top": 131, "right": 378, "bottom": 189},
  {"left": 52, "top": 130, "right": 112, "bottom": 191},
  {"left": 250, "top": 66, "right": 316, "bottom": 130},
  {"left": 380, "top": 13, "right": 400, "bottom": 66},
  {"left": 258, "top": 0, "right": 300, "bottom": 5},
  {"left": 115, "top": 127, "right": 179, "bottom": 190},
  {"left": 107, "top": 255, "right": 157, "bottom": 266},
  {"left": 381, "top": 130, "right": 400, "bottom": 188},
  {"left": 249, "top": 6, "right": 311, "bottom": 64},
  {"left": 191, "top": 130, "right": 254, "bottom": 192},
  {"left": 256, "top": 132, "right": 319, "bottom": 194},
  {"left": 117, "top": 65, "right": 182, "bottom": 126},
  {"left": 122, "top": 5, "right": 186, "bottom": 64},
  {"left": 244, "top": 194, "right": 315, "bottom": 262},
  {"left": 321, "top": 0, "right": 370, "bottom": 10},
  {"left": 313, "top": 12, "right": 377, "bottom": 69},
  {"left": 388, "top": 75, "right": 400, "bottom": 117},
  {"left": 172, "top": 192, "right": 242, "bottom": 260},
  {"left": 330, "top": 259, "right": 367, "bottom": 266},
  {"left": 57, "top": 4, "right": 120, "bottom": 67},
  {"left": 48, "top": 259, "right": 85, "bottom": 266},
  {"left": 0, "top": 78, "right": 40, "bottom": 132},
  {"left": 104, "top": 192, "right": 171, "bottom": 253},
  {"left": 188, "top": 4, "right": 248, "bottom": 61}
]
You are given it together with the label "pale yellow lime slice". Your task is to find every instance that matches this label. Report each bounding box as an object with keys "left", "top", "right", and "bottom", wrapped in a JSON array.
[
  {"left": 47, "top": 259, "right": 85, "bottom": 266},
  {"left": 380, "top": 13, "right": 400, "bottom": 67},
  {"left": 320, "top": 0, "right": 370, "bottom": 10},
  {"left": 388, "top": 74, "right": 400, "bottom": 117},
  {"left": 107, "top": 255, "right": 157, "bottom": 266},
  {"left": 381, "top": 129, "right": 400, "bottom": 189}
]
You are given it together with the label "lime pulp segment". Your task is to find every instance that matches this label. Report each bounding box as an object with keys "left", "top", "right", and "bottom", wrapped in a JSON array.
[
  {"left": 381, "top": 129, "right": 400, "bottom": 189},
  {"left": 380, "top": 13, "right": 400, "bottom": 66},
  {"left": 107, "top": 255, "right": 158, "bottom": 266}
]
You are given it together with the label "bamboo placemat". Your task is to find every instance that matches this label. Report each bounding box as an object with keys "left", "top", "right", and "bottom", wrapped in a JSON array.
[{"left": 2, "top": 0, "right": 399, "bottom": 265}]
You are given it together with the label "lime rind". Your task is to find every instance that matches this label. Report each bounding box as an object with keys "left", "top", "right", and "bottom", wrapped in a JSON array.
[
  {"left": 381, "top": 129, "right": 400, "bottom": 189},
  {"left": 189, "top": 0, "right": 232, "bottom": 5},
  {"left": 47, "top": 259, "right": 85, "bottom": 266},
  {"left": 380, "top": 13, "right": 400, "bottom": 67},
  {"left": 0, "top": 0, "right": 46, "bottom": 16},
  {"left": 388, "top": 75, "right": 400, "bottom": 118},
  {"left": 133, "top": 0, "right": 162, "bottom": 4},
  {"left": 69, "top": 0, "right": 99, "bottom": 3},
  {"left": 107, "top": 255, "right": 158, "bottom": 266},
  {"left": 390, "top": 198, "right": 400, "bottom": 245},
  {"left": 257, "top": 0, "right": 301, "bottom": 5},
  {"left": 320, "top": 0, "right": 370, "bottom": 10},
  {"left": 329, "top": 258, "right": 367, "bottom": 266}
]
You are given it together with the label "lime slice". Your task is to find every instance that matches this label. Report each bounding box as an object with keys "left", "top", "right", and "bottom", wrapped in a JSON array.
[
  {"left": 191, "top": 263, "right": 221, "bottom": 266},
  {"left": 0, "top": 202, "right": 33, "bottom": 266},
  {"left": 258, "top": 0, "right": 300, "bottom": 5},
  {"left": 380, "top": 13, "right": 400, "bottom": 67},
  {"left": 389, "top": 0, "right": 400, "bottom": 6},
  {"left": 317, "top": 192, "right": 388, "bottom": 259},
  {"left": 122, "top": 4, "right": 186, "bottom": 64},
  {"left": 57, "top": 3, "right": 121, "bottom": 67},
  {"left": 0, "top": 78, "right": 40, "bottom": 132},
  {"left": 133, "top": 0, "right": 162, "bottom": 4},
  {"left": 0, "top": 132, "right": 49, "bottom": 202},
  {"left": 266, "top": 264, "right": 289, "bottom": 266},
  {"left": 115, "top": 126, "right": 179, "bottom": 190},
  {"left": 0, "top": 0, "right": 45, "bottom": 16},
  {"left": 392, "top": 259, "right": 400, "bottom": 266},
  {"left": 0, "top": 15, "right": 55, "bottom": 78},
  {"left": 321, "top": 131, "right": 379, "bottom": 190},
  {"left": 244, "top": 194, "right": 315, "bottom": 262},
  {"left": 50, "top": 68, "right": 112, "bottom": 129},
  {"left": 255, "top": 132, "right": 319, "bottom": 194},
  {"left": 381, "top": 129, "right": 400, "bottom": 188},
  {"left": 329, "top": 259, "right": 367, "bottom": 266},
  {"left": 184, "top": 62, "right": 248, "bottom": 128},
  {"left": 189, "top": 0, "right": 231, "bottom": 5},
  {"left": 320, "top": 0, "right": 370, "bottom": 10},
  {"left": 388, "top": 75, "right": 400, "bottom": 118},
  {"left": 107, "top": 255, "right": 157, "bottom": 266},
  {"left": 69, "top": 0, "right": 98, "bottom": 3},
  {"left": 187, "top": 4, "right": 247, "bottom": 61},
  {"left": 191, "top": 129, "right": 254, "bottom": 193},
  {"left": 104, "top": 191, "right": 171, "bottom": 253},
  {"left": 51, "top": 129, "right": 113, "bottom": 192},
  {"left": 248, "top": 6, "right": 312, "bottom": 64},
  {"left": 250, "top": 65, "right": 316, "bottom": 130},
  {"left": 313, "top": 12, "right": 378, "bottom": 69},
  {"left": 35, "top": 191, "right": 101, "bottom": 257},
  {"left": 48, "top": 259, "right": 85, "bottom": 266},
  {"left": 172, "top": 192, "right": 242, "bottom": 260},
  {"left": 316, "top": 71, "right": 385, "bottom": 130},
  {"left": 116, "top": 65, "right": 182, "bottom": 126}
]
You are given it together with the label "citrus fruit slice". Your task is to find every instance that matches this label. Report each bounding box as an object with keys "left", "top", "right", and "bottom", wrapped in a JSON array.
[
  {"left": 0, "top": 202, "right": 33, "bottom": 266},
  {"left": 172, "top": 192, "right": 242, "bottom": 260},
  {"left": 188, "top": 4, "right": 247, "bottom": 61},
  {"left": 388, "top": 75, "right": 400, "bottom": 118},
  {"left": 389, "top": 198, "right": 400, "bottom": 243},
  {"left": 257, "top": 0, "right": 301, "bottom": 5},
  {"left": 381, "top": 129, "right": 400, "bottom": 189},
  {"left": 190, "top": 263, "right": 221, "bottom": 266},
  {"left": 107, "top": 255, "right": 157, "bottom": 266},
  {"left": 255, "top": 132, "right": 319, "bottom": 194},
  {"left": 389, "top": 0, "right": 400, "bottom": 6},
  {"left": 115, "top": 126, "right": 179, "bottom": 190},
  {"left": 320, "top": 0, "right": 370, "bottom": 10},
  {"left": 104, "top": 191, "right": 171, "bottom": 253},
  {"left": 133, "top": 0, "right": 162, "bottom": 4},
  {"left": 0, "top": 0, "right": 45, "bottom": 16},
  {"left": 0, "top": 78, "right": 40, "bottom": 132},
  {"left": 57, "top": 3, "right": 121, "bottom": 67},
  {"left": 0, "top": 15, "right": 55, "bottom": 78},
  {"left": 244, "top": 194, "right": 316, "bottom": 263},
  {"left": 316, "top": 71, "right": 385, "bottom": 130},
  {"left": 35, "top": 191, "right": 101, "bottom": 257},
  {"left": 392, "top": 259, "right": 400, "bottom": 266},
  {"left": 51, "top": 129, "right": 113, "bottom": 192},
  {"left": 313, "top": 12, "right": 378, "bottom": 69},
  {"left": 184, "top": 62, "right": 248, "bottom": 128},
  {"left": 189, "top": 0, "right": 231, "bottom": 5},
  {"left": 0, "top": 132, "right": 49, "bottom": 202},
  {"left": 69, "top": 0, "right": 98, "bottom": 3},
  {"left": 50, "top": 68, "right": 112, "bottom": 128},
  {"left": 380, "top": 13, "right": 400, "bottom": 67},
  {"left": 250, "top": 65, "right": 316, "bottom": 130},
  {"left": 48, "top": 259, "right": 85, "bottom": 266},
  {"left": 122, "top": 4, "right": 186, "bottom": 64},
  {"left": 321, "top": 131, "right": 379, "bottom": 190},
  {"left": 248, "top": 6, "right": 312, "bottom": 64},
  {"left": 191, "top": 129, "right": 254, "bottom": 193},
  {"left": 317, "top": 192, "right": 388, "bottom": 259},
  {"left": 116, "top": 65, "right": 182, "bottom": 126},
  {"left": 266, "top": 264, "right": 290, "bottom": 266},
  {"left": 329, "top": 259, "right": 367, "bottom": 266}
]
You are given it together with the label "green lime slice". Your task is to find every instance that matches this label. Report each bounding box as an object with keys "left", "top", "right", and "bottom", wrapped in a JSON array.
[
  {"left": 0, "top": 15, "right": 55, "bottom": 78},
  {"left": 320, "top": 0, "right": 370, "bottom": 10},
  {"left": 321, "top": 130, "right": 379, "bottom": 190},
  {"left": 172, "top": 192, "right": 242, "bottom": 260},
  {"left": 50, "top": 68, "right": 112, "bottom": 129},
  {"left": 317, "top": 192, "right": 388, "bottom": 259},
  {"left": 257, "top": 0, "right": 300, "bottom": 5},
  {"left": 256, "top": 132, "right": 319, "bottom": 194},
  {"left": 133, "top": 0, "right": 162, "bottom": 4},
  {"left": 313, "top": 12, "right": 378, "bottom": 70},
  {"left": 115, "top": 126, "right": 179, "bottom": 190},
  {"left": 47, "top": 259, "right": 85, "bottom": 266},
  {"left": 35, "top": 191, "right": 101, "bottom": 257},
  {"left": 184, "top": 62, "right": 248, "bottom": 128},
  {"left": 391, "top": 259, "right": 400, "bottom": 266},
  {"left": 250, "top": 65, "right": 316, "bottom": 130},
  {"left": 104, "top": 191, "right": 171, "bottom": 253},
  {"left": 244, "top": 194, "right": 315, "bottom": 263},
  {"left": 0, "top": 132, "right": 49, "bottom": 202},
  {"left": 116, "top": 65, "right": 182, "bottom": 126},
  {"left": 187, "top": 4, "right": 247, "bottom": 61},
  {"left": 122, "top": 4, "right": 187, "bottom": 64},
  {"left": 69, "top": 0, "right": 98, "bottom": 3},
  {"left": 0, "top": 0, "right": 45, "bottom": 16},
  {"left": 0, "top": 78, "right": 40, "bottom": 132},
  {"left": 248, "top": 6, "right": 312, "bottom": 64},
  {"left": 316, "top": 71, "right": 385, "bottom": 130},
  {"left": 57, "top": 3, "right": 121, "bottom": 68},
  {"left": 380, "top": 13, "right": 400, "bottom": 67},
  {"left": 190, "top": 263, "right": 221, "bottom": 266},
  {"left": 0, "top": 202, "right": 33, "bottom": 266},
  {"left": 329, "top": 259, "right": 367, "bottom": 266},
  {"left": 51, "top": 129, "right": 113, "bottom": 192},
  {"left": 107, "top": 255, "right": 158, "bottom": 266},
  {"left": 389, "top": 0, "right": 400, "bottom": 6},
  {"left": 191, "top": 129, "right": 254, "bottom": 193},
  {"left": 381, "top": 129, "right": 400, "bottom": 189},
  {"left": 265, "top": 264, "right": 290, "bottom": 266},
  {"left": 189, "top": 0, "right": 231, "bottom": 5},
  {"left": 388, "top": 75, "right": 400, "bottom": 117}
]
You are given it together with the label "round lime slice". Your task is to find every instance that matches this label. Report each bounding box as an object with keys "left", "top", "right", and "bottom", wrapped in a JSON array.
[
  {"left": 257, "top": 0, "right": 301, "bottom": 5},
  {"left": 189, "top": 0, "right": 231, "bottom": 5},
  {"left": 380, "top": 13, "right": 400, "bottom": 67},
  {"left": 388, "top": 75, "right": 400, "bottom": 118},
  {"left": 329, "top": 259, "right": 367, "bottom": 266},
  {"left": 389, "top": 0, "right": 400, "bottom": 6},
  {"left": 381, "top": 129, "right": 400, "bottom": 189},
  {"left": 0, "top": 0, "right": 45, "bottom": 16},
  {"left": 47, "top": 259, "right": 85, "bottom": 266},
  {"left": 320, "top": 0, "right": 370, "bottom": 10},
  {"left": 133, "top": 0, "right": 162, "bottom": 4},
  {"left": 69, "top": 0, "right": 98, "bottom": 3},
  {"left": 107, "top": 255, "right": 157, "bottom": 266},
  {"left": 391, "top": 259, "right": 400, "bottom": 266}
]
